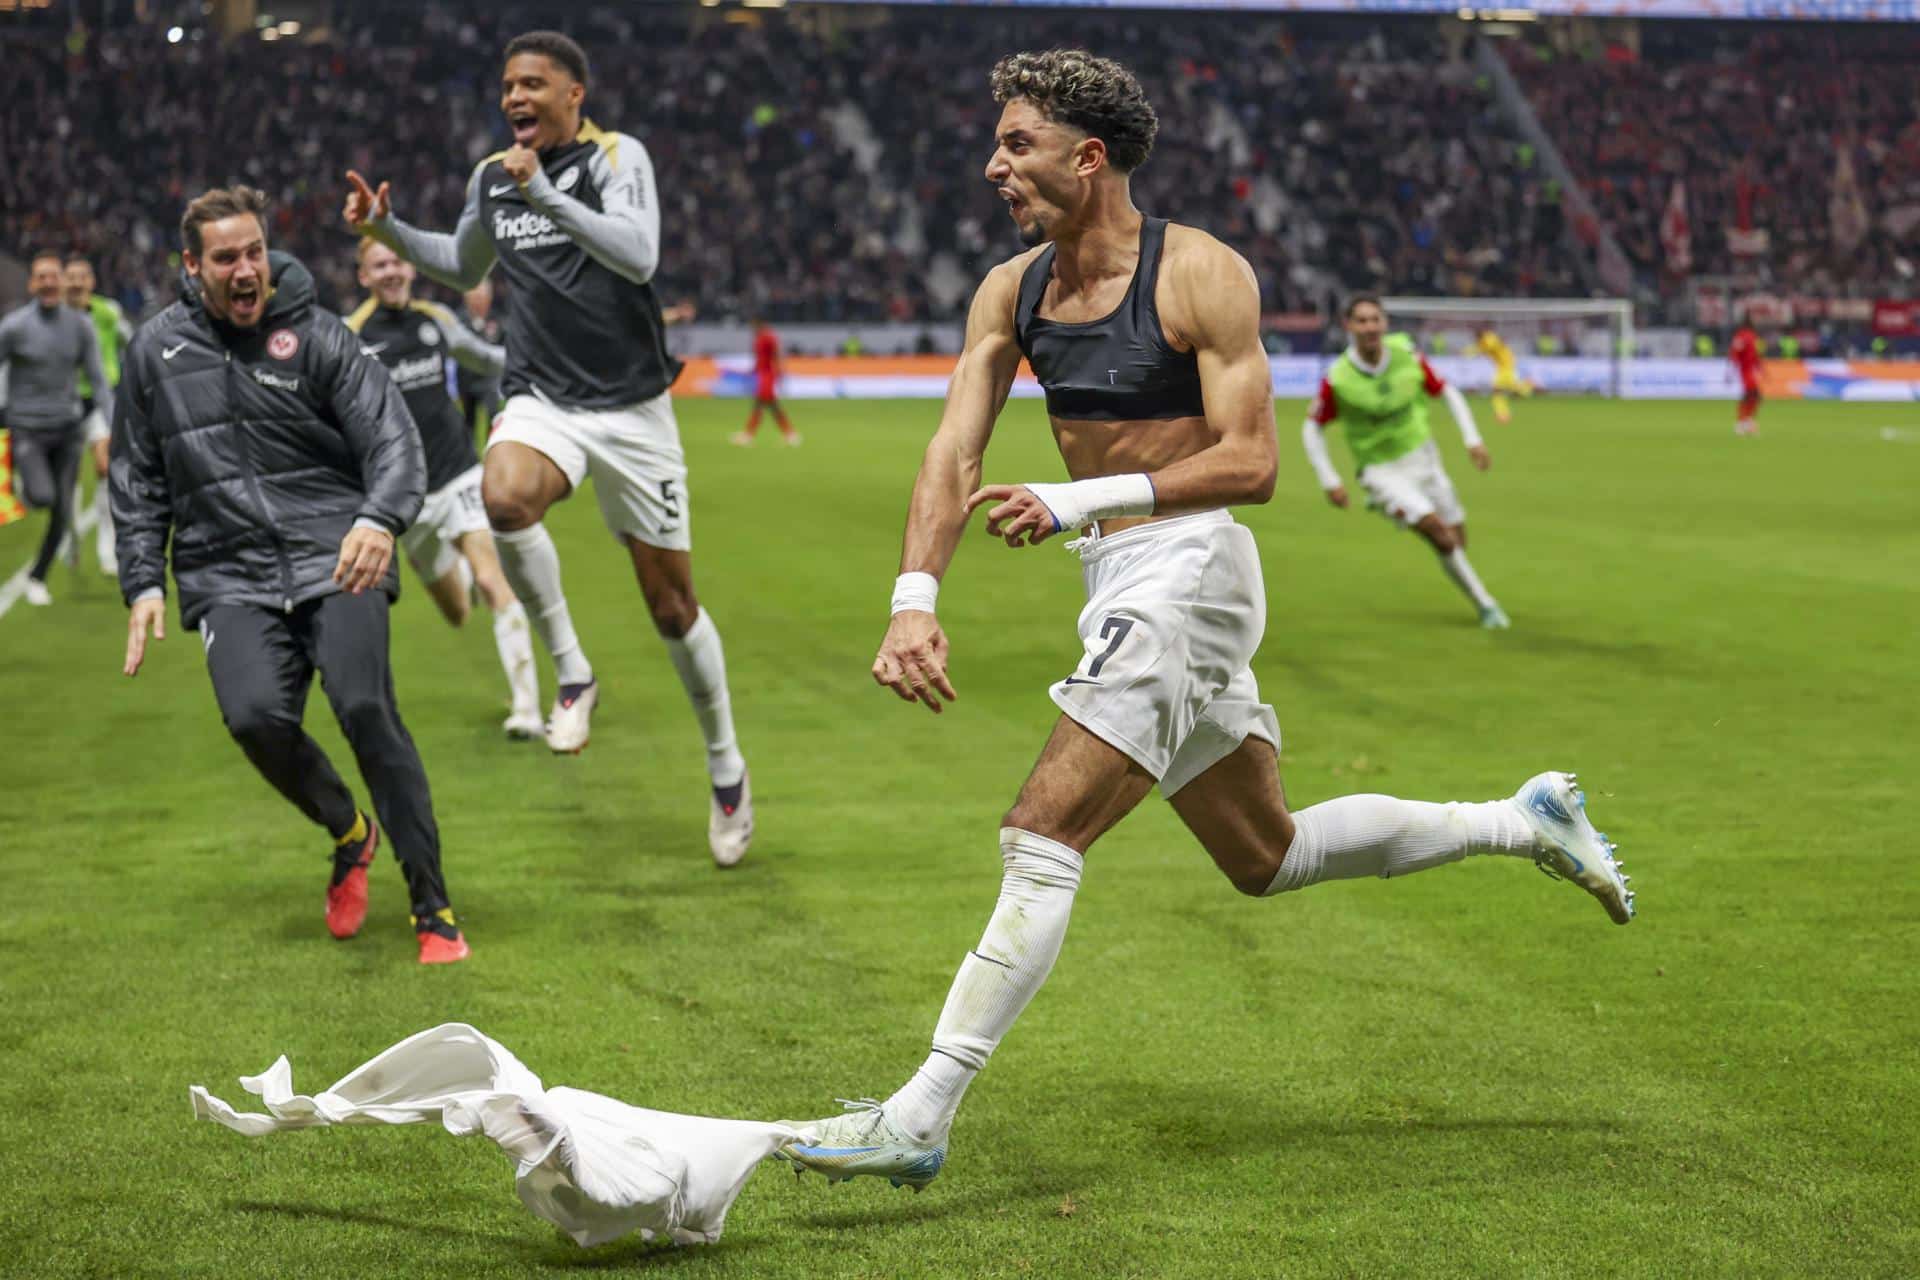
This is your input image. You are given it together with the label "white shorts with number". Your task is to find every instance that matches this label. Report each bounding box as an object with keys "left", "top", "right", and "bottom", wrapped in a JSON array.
[
  {"left": 399, "top": 465, "right": 489, "bottom": 580},
  {"left": 487, "top": 391, "right": 690, "bottom": 551},
  {"left": 1049, "top": 510, "right": 1280, "bottom": 797},
  {"left": 82, "top": 407, "right": 110, "bottom": 446},
  {"left": 1358, "top": 438, "right": 1464, "bottom": 529}
]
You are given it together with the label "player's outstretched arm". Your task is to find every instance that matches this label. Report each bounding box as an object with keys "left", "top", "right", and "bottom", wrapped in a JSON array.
[
  {"left": 1301, "top": 399, "right": 1349, "bottom": 508},
  {"left": 413, "top": 300, "right": 505, "bottom": 378},
  {"left": 874, "top": 260, "right": 1026, "bottom": 714},
  {"left": 347, "top": 167, "right": 497, "bottom": 292},
  {"left": 517, "top": 135, "right": 661, "bottom": 285},
  {"left": 1424, "top": 358, "right": 1490, "bottom": 470}
]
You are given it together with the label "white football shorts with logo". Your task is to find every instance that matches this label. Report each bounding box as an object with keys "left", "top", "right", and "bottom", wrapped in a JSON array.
[
  {"left": 487, "top": 391, "right": 690, "bottom": 551},
  {"left": 82, "top": 407, "right": 111, "bottom": 445},
  {"left": 400, "top": 465, "right": 489, "bottom": 580},
  {"left": 1357, "top": 438, "right": 1464, "bottom": 529},
  {"left": 1049, "top": 510, "right": 1280, "bottom": 797}
]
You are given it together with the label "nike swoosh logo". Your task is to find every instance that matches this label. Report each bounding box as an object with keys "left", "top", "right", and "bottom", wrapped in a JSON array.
[
  {"left": 489, "top": 183, "right": 516, "bottom": 197},
  {"left": 795, "top": 1146, "right": 880, "bottom": 1157},
  {"left": 362, "top": 342, "right": 387, "bottom": 355},
  {"left": 161, "top": 341, "right": 188, "bottom": 360},
  {"left": 1061, "top": 677, "right": 1102, "bottom": 687}
]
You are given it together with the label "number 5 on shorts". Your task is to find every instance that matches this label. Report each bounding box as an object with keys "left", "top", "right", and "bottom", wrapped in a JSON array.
[{"left": 1088, "top": 615, "right": 1133, "bottom": 678}]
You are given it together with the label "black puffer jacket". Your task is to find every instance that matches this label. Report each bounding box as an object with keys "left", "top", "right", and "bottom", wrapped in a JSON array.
[{"left": 110, "top": 252, "right": 424, "bottom": 627}]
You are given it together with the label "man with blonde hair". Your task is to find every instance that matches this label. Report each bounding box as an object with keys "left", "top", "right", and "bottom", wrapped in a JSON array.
[{"left": 345, "top": 237, "right": 541, "bottom": 738}]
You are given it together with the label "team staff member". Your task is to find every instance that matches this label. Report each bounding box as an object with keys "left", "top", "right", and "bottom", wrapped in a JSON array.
[
  {"left": 0, "top": 249, "right": 108, "bottom": 605},
  {"left": 114, "top": 186, "right": 469, "bottom": 964}
]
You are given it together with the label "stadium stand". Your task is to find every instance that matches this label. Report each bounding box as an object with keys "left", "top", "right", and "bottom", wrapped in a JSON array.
[
  {"left": 3, "top": 4, "right": 1586, "bottom": 324},
  {"left": 1505, "top": 23, "right": 1920, "bottom": 299}
]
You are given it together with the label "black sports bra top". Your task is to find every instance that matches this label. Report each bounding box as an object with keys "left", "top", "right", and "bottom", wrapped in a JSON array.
[{"left": 1013, "top": 216, "right": 1206, "bottom": 422}]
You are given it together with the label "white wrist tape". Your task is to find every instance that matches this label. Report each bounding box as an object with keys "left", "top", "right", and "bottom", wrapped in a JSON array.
[
  {"left": 1023, "top": 473, "right": 1156, "bottom": 532},
  {"left": 891, "top": 571, "right": 940, "bottom": 616}
]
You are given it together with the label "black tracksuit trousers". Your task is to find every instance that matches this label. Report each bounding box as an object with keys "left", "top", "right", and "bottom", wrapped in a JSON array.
[{"left": 200, "top": 590, "right": 449, "bottom": 916}]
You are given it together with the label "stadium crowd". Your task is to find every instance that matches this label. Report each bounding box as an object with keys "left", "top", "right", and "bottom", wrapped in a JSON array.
[
  {"left": 1507, "top": 24, "right": 1920, "bottom": 297},
  {"left": 5, "top": 4, "right": 1582, "bottom": 323}
]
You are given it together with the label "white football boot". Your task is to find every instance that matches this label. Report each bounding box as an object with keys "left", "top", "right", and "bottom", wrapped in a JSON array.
[
  {"left": 709, "top": 770, "right": 754, "bottom": 868},
  {"left": 545, "top": 680, "right": 599, "bottom": 754},
  {"left": 1513, "top": 771, "right": 1634, "bottom": 924},
  {"left": 502, "top": 706, "right": 545, "bottom": 740},
  {"left": 775, "top": 1099, "right": 946, "bottom": 1191},
  {"left": 23, "top": 578, "right": 52, "bottom": 607}
]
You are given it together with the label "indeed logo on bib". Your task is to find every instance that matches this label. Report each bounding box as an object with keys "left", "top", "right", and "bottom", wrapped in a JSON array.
[
  {"left": 390, "top": 354, "right": 445, "bottom": 390},
  {"left": 494, "top": 209, "right": 569, "bottom": 251}
]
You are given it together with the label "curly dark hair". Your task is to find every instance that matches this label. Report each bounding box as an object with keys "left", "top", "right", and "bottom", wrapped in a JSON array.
[{"left": 990, "top": 49, "right": 1158, "bottom": 173}]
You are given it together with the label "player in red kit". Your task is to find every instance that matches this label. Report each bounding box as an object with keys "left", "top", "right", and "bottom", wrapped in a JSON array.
[
  {"left": 1730, "top": 325, "right": 1763, "bottom": 437},
  {"left": 731, "top": 318, "right": 800, "bottom": 447}
]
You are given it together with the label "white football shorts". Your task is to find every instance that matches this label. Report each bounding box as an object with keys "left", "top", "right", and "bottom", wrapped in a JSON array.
[
  {"left": 1049, "top": 509, "right": 1280, "bottom": 797},
  {"left": 1358, "top": 438, "right": 1464, "bottom": 529},
  {"left": 488, "top": 391, "right": 690, "bottom": 551},
  {"left": 400, "top": 465, "right": 489, "bottom": 580}
]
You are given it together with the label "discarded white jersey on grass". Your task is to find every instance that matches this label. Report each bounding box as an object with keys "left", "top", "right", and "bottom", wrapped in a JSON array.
[{"left": 189, "top": 1022, "right": 807, "bottom": 1247}]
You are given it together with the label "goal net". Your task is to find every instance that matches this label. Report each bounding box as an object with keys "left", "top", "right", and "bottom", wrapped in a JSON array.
[{"left": 1379, "top": 297, "right": 1635, "bottom": 399}]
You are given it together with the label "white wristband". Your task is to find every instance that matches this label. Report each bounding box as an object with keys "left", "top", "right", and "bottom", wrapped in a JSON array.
[
  {"left": 1022, "top": 473, "right": 1156, "bottom": 532},
  {"left": 891, "top": 571, "right": 939, "bottom": 616}
]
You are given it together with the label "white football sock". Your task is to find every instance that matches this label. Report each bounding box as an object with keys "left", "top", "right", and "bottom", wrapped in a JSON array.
[
  {"left": 92, "top": 484, "right": 115, "bottom": 561},
  {"left": 887, "top": 828, "right": 1083, "bottom": 1144},
  {"left": 1265, "top": 795, "right": 1535, "bottom": 895},
  {"left": 663, "top": 607, "right": 745, "bottom": 786},
  {"left": 492, "top": 524, "right": 592, "bottom": 686},
  {"left": 491, "top": 601, "right": 540, "bottom": 715},
  {"left": 1439, "top": 547, "right": 1497, "bottom": 610}
]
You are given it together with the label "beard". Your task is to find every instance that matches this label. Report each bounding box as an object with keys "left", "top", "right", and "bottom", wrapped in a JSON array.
[{"left": 1016, "top": 211, "right": 1050, "bottom": 247}]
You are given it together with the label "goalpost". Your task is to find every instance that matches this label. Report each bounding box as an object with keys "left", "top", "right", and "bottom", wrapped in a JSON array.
[{"left": 1381, "top": 297, "right": 1635, "bottom": 399}]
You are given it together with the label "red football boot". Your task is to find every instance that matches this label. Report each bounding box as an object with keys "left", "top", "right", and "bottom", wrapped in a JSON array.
[
  {"left": 325, "top": 815, "right": 378, "bottom": 940},
  {"left": 415, "top": 909, "right": 470, "bottom": 965}
]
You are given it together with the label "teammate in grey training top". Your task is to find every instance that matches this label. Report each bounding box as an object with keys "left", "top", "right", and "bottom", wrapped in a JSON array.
[
  {"left": 345, "top": 29, "right": 754, "bottom": 869},
  {"left": 0, "top": 250, "right": 109, "bottom": 605}
]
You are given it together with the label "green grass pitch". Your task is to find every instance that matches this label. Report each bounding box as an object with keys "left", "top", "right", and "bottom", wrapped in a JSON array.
[{"left": 2, "top": 397, "right": 1916, "bottom": 1278}]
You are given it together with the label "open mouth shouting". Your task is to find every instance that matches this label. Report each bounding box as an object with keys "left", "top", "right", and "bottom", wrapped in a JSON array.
[
  {"left": 226, "top": 279, "right": 263, "bottom": 324},
  {"left": 508, "top": 110, "right": 540, "bottom": 147}
]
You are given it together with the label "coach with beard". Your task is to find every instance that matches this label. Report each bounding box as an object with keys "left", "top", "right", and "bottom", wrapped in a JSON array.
[{"left": 111, "top": 185, "right": 469, "bottom": 964}]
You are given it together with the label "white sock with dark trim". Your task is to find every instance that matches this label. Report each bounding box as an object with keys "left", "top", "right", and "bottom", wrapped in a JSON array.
[{"left": 663, "top": 607, "right": 745, "bottom": 786}]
